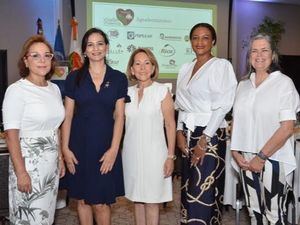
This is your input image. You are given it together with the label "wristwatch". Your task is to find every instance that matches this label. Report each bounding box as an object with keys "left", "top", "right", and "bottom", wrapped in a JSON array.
[{"left": 257, "top": 151, "right": 268, "bottom": 161}]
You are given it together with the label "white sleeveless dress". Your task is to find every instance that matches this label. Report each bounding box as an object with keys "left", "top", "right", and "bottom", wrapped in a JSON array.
[{"left": 122, "top": 82, "right": 172, "bottom": 203}]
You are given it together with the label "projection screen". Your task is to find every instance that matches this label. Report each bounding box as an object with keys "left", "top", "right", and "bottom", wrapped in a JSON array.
[{"left": 87, "top": 0, "right": 217, "bottom": 78}]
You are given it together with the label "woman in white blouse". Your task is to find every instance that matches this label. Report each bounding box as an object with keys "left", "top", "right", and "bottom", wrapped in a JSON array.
[
  {"left": 175, "top": 23, "right": 237, "bottom": 224},
  {"left": 231, "top": 34, "right": 300, "bottom": 224},
  {"left": 2, "top": 35, "right": 65, "bottom": 225}
]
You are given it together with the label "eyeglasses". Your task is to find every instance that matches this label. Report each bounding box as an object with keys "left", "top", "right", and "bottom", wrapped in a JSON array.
[{"left": 26, "top": 52, "right": 54, "bottom": 61}]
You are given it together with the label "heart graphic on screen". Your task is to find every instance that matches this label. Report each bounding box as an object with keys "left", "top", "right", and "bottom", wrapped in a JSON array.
[{"left": 116, "top": 9, "right": 134, "bottom": 25}]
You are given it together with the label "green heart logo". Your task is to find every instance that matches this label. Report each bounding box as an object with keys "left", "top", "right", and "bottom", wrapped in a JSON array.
[{"left": 116, "top": 9, "right": 134, "bottom": 26}]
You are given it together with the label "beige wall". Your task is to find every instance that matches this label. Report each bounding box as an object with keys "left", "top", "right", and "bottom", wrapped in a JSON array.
[{"left": 0, "top": 0, "right": 62, "bottom": 84}]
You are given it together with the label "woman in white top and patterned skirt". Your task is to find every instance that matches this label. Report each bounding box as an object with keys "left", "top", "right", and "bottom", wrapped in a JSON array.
[
  {"left": 231, "top": 33, "right": 300, "bottom": 225},
  {"left": 122, "top": 48, "right": 176, "bottom": 225},
  {"left": 2, "top": 35, "right": 65, "bottom": 225},
  {"left": 175, "top": 23, "right": 237, "bottom": 224}
]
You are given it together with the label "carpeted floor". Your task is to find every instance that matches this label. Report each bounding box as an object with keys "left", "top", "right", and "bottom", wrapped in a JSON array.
[{"left": 54, "top": 177, "right": 251, "bottom": 225}]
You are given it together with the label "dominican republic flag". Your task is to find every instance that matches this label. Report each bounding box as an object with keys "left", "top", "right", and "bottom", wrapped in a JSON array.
[
  {"left": 54, "top": 20, "right": 66, "bottom": 61},
  {"left": 69, "top": 17, "right": 82, "bottom": 71}
]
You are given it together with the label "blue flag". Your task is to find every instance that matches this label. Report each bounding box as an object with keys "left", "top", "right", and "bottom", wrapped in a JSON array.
[
  {"left": 37, "top": 18, "right": 43, "bottom": 35},
  {"left": 54, "top": 20, "right": 65, "bottom": 61}
]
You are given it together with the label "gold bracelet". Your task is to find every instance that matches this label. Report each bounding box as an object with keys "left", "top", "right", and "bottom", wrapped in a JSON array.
[
  {"left": 184, "top": 147, "right": 189, "bottom": 154},
  {"left": 196, "top": 139, "right": 206, "bottom": 151},
  {"left": 200, "top": 134, "right": 211, "bottom": 143},
  {"left": 167, "top": 155, "right": 177, "bottom": 160},
  {"left": 197, "top": 143, "right": 206, "bottom": 151}
]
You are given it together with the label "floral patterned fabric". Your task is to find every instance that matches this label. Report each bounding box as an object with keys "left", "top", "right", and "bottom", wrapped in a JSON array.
[{"left": 9, "top": 134, "right": 59, "bottom": 225}]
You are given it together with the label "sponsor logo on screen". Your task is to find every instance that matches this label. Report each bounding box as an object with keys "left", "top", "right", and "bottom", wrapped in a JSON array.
[
  {"left": 107, "top": 58, "right": 120, "bottom": 66},
  {"left": 139, "top": 47, "right": 154, "bottom": 51},
  {"left": 136, "top": 17, "right": 172, "bottom": 24},
  {"left": 103, "top": 17, "right": 120, "bottom": 26},
  {"left": 185, "top": 48, "right": 193, "bottom": 55},
  {"left": 126, "top": 45, "right": 154, "bottom": 53},
  {"left": 109, "top": 44, "right": 124, "bottom": 54},
  {"left": 162, "top": 59, "right": 178, "bottom": 69},
  {"left": 116, "top": 9, "right": 134, "bottom": 25},
  {"left": 127, "top": 44, "right": 137, "bottom": 53},
  {"left": 127, "top": 31, "right": 152, "bottom": 40},
  {"left": 159, "top": 33, "right": 182, "bottom": 41},
  {"left": 184, "top": 35, "right": 190, "bottom": 42},
  {"left": 107, "top": 29, "right": 119, "bottom": 39},
  {"left": 160, "top": 44, "right": 176, "bottom": 57}
]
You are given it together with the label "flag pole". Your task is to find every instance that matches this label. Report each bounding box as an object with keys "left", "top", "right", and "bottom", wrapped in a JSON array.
[{"left": 70, "top": 0, "right": 75, "bottom": 17}]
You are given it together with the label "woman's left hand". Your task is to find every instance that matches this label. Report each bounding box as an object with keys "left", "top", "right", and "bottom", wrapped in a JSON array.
[
  {"left": 164, "top": 159, "right": 174, "bottom": 178},
  {"left": 191, "top": 136, "right": 207, "bottom": 166},
  {"left": 99, "top": 148, "right": 118, "bottom": 174},
  {"left": 191, "top": 145, "right": 206, "bottom": 166},
  {"left": 248, "top": 156, "right": 265, "bottom": 173},
  {"left": 59, "top": 159, "right": 66, "bottom": 178}
]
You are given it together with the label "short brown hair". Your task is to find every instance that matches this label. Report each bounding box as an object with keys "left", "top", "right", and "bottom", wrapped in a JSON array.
[
  {"left": 126, "top": 48, "right": 159, "bottom": 81},
  {"left": 18, "top": 35, "right": 56, "bottom": 80}
]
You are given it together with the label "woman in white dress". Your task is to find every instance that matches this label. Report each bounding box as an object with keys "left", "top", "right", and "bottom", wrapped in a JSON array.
[
  {"left": 122, "top": 48, "right": 176, "bottom": 225},
  {"left": 2, "top": 35, "right": 65, "bottom": 225}
]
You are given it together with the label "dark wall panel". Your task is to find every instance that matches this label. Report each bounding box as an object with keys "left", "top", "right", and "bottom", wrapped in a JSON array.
[
  {"left": 0, "top": 50, "right": 8, "bottom": 123},
  {"left": 279, "top": 55, "right": 300, "bottom": 95}
]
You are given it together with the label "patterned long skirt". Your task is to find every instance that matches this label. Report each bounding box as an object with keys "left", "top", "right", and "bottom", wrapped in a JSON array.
[
  {"left": 241, "top": 153, "right": 291, "bottom": 225},
  {"left": 180, "top": 125, "right": 226, "bottom": 225},
  {"left": 9, "top": 132, "right": 59, "bottom": 225}
]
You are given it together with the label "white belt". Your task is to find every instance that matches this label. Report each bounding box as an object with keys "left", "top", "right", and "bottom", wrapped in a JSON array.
[
  {"left": 179, "top": 111, "right": 210, "bottom": 132},
  {"left": 19, "top": 130, "right": 58, "bottom": 138}
]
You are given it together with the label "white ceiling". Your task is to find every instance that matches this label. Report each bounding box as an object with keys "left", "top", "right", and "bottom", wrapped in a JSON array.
[
  {"left": 248, "top": 0, "right": 300, "bottom": 5},
  {"left": 272, "top": 0, "right": 300, "bottom": 4}
]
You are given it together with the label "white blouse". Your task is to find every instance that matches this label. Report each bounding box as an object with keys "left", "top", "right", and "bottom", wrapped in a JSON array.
[
  {"left": 231, "top": 71, "right": 300, "bottom": 176},
  {"left": 175, "top": 57, "right": 237, "bottom": 137},
  {"left": 2, "top": 79, "right": 65, "bottom": 134}
]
